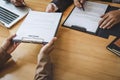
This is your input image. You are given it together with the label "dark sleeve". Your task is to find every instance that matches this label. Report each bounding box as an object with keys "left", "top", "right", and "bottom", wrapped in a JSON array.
[
  {"left": 34, "top": 53, "right": 53, "bottom": 80},
  {"left": 0, "top": 49, "right": 11, "bottom": 68},
  {"left": 51, "top": 0, "right": 73, "bottom": 12}
]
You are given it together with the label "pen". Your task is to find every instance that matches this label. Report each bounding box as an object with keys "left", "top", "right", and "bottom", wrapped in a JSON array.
[{"left": 78, "top": 0, "right": 85, "bottom": 11}]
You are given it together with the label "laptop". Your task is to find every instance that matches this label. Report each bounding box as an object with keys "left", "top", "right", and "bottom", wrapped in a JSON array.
[{"left": 0, "top": 0, "right": 30, "bottom": 28}]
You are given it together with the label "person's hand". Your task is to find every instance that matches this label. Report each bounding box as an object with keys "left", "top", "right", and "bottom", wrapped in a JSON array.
[
  {"left": 73, "top": 0, "right": 86, "bottom": 8},
  {"left": 10, "top": 0, "right": 25, "bottom": 7},
  {"left": 45, "top": 3, "right": 57, "bottom": 12},
  {"left": 39, "top": 37, "right": 57, "bottom": 55},
  {"left": 99, "top": 10, "right": 120, "bottom": 29},
  {"left": 1, "top": 34, "right": 20, "bottom": 54}
]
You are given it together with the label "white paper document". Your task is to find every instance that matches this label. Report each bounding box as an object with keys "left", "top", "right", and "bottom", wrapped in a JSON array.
[
  {"left": 63, "top": 1, "right": 108, "bottom": 33},
  {"left": 14, "top": 11, "right": 62, "bottom": 43}
]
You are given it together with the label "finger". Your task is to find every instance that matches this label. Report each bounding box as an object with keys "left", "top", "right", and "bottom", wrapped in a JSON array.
[
  {"left": 14, "top": 42, "right": 20, "bottom": 46},
  {"left": 47, "top": 37, "right": 57, "bottom": 47},
  {"left": 74, "top": 0, "right": 81, "bottom": 7},
  {"left": 102, "top": 19, "right": 114, "bottom": 29},
  {"left": 46, "top": 4, "right": 55, "bottom": 12},
  {"left": 100, "top": 17, "right": 111, "bottom": 29},
  {"left": 14, "top": 2, "right": 25, "bottom": 6},
  {"left": 14, "top": 0, "right": 25, "bottom": 6},
  {"left": 45, "top": 7, "right": 50, "bottom": 12},
  {"left": 99, "top": 14, "right": 109, "bottom": 28},
  {"left": 99, "top": 15, "right": 107, "bottom": 27},
  {"left": 49, "top": 5, "right": 55, "bottom": 12},
  {"left": 21, "top": 0, "right": 26, "bottom": 6},
  {"left": 13, "top": 42, "right": 20, "bottom": 49},
  {"left": 107, "top": 21, "right": 116, "bottom": 29},
  {"left": 21, "top": 0, "right": 24, "bottom": 2},
  {"left": 41, "top": 37, "right": 57, "bottom": 51},
  {"left": 10, "top": 42, "right": 20, "bottom": 52},
  {"left": 20, "top": 0, "right": 25, "bottom": 5},
  {"left": 100, "top": 19, "right": 110, "bottom": 29},
  {"left": 16, "top": 0, "right": 24, "bottom": 3},
  {"left": 47, "top": 45, "right": 54, "bottom": 53},
  {"left": 46, "top": 9, "right": 52, "bottom": 13},
  {"left": 80, "top": 0, "right": 86, "bottom": 4},
  {"left": 7, "top": 34, "right": 16, "bottom": 41}
]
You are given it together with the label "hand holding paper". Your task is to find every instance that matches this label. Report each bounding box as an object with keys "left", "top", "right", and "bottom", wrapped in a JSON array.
[{"left": 14, "top": 11, "right": 62, "bottom": 44}]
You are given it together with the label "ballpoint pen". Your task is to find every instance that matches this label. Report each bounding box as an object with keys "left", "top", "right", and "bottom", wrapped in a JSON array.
[{"left": 78, "top": 0, "right": 85, "bottom": 11}]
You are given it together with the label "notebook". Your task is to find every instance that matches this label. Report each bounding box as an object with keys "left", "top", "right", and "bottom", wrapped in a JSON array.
[
  {"left": 107, "top": 37, "right": 120, "bottom": 57},
  {"left": 13, "top": 11, "right": 62, "bottom": 44},
  {"left": 0, "top": 0, "right": 30, "bottom": 28},
  {"left": 63, "top": 1, "right": 108, "bottom": 33},
  {"left": 63, "top": 1, "right": 120, "bottom": 38}
]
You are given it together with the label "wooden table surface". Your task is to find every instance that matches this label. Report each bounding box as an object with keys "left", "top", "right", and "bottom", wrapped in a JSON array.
[{"left": 0, "top": 0, "right": 120, "bottom": 80}]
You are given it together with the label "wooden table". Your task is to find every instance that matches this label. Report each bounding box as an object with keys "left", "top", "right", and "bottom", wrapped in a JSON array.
[{"left": 0, "top": 0, "right": 120, "bottom": 80}]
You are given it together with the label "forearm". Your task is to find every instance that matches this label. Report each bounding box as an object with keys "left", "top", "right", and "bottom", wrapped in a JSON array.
[
  {"left": 51, "top": 0, "right": 73, "bottom": 12},
  {"left": 34, "top": 53, "right": 52, "bottom": 80},
  {"left": 0, "top": 47, "right": 11, "bottom": 68}
]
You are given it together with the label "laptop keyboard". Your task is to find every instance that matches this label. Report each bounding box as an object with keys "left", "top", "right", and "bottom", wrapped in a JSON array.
[{"left": 0, "top": 6, "right": 19, "bottom": 24}]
